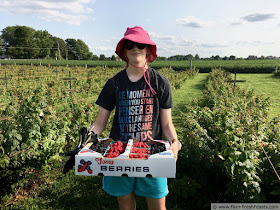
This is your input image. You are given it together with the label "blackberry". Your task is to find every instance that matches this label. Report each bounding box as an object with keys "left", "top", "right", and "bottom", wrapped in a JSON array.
[
  {"left": 150, "top": 144, "right": 166, "bottom": 155},
  {"left": 89, "top": 141, "right": 108, "bottom": 154}
]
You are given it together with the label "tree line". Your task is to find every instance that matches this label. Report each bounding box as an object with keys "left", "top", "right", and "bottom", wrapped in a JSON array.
[
  {"left": 0, "top": 25, "right": 94, "bottom": 60},
  {"left": 1, "top": 25, "right": 272, "bottom": 61}
]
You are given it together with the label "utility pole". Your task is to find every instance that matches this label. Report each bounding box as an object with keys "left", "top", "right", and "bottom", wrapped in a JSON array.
[{"left": 57, "top": 42, "right": 61, "bottom": 60}]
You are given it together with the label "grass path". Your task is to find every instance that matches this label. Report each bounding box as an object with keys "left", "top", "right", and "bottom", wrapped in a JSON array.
[
  {"left": 171, "top": 73, "right": 208, "bottom": 139},
  {"left": 235, "top": 73, "right": 280, "bottom": 120}
]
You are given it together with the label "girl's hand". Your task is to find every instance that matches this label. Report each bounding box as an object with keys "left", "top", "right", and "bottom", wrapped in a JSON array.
[{"left": 169, "top": 139, "right": 182, "bottom": 160}]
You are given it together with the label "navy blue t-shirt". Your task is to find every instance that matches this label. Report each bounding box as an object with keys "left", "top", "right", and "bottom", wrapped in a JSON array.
[{"left": 96, "top": 67, "right": 173, "bottom": 142}]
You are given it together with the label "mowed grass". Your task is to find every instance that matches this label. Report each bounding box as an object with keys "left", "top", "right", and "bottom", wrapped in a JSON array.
[
  {"left": 234, "top": 73, "right": 280, "bottom": 120},
  {"left": 172, "top": 73, "right": 208, "bottom": 140}
]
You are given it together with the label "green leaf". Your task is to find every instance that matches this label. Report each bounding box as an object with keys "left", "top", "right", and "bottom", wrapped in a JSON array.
[
  {"left": 270, "top": 188, "right": 280, "bottom": 196},
  {"left": 218, "top": 154, "right": 225, "bottom": 160},
  {"left": 231, "top": 163, "right": 235, "bottom": 175}
]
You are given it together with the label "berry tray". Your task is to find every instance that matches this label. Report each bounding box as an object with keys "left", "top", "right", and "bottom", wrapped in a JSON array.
[{"left": 75, "top": 139, "right": 176, "bottom": 178}]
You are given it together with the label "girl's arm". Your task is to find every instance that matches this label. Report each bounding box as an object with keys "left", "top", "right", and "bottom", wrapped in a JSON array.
[
  {"left": 160, "top": 108, "right": 182, "bottom": 160},
  {"left": 89, "top": 107, "right": 111, "bottom": 136}
]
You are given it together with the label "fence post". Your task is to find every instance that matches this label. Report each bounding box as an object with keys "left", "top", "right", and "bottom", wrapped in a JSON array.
[
  {"left": 274, "top": 65, "right": 278, "bottom": 73},
  {"left": 0, "top": 71, "right": 12, "bottom": 89}
]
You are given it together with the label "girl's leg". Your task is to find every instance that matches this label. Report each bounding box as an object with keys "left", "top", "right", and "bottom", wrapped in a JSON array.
[
  {"left": 146, "top": 196, "right": 166, "bottom": 210},
  {"left": 117, "top": 192, "right": 136, "bottom": 210}
]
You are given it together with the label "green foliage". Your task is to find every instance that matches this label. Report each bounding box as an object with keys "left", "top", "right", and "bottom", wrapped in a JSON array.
[
  {"left": 0, "top": 38, "right": 2, "bottom": 55},
  {"left": 0, "top": 59, "right": 279, "bottom": 74},
  {"left": 34, "top": 30, "right": 54, "bottom": 59},
  {"left": 1, "top": 26, "right": 92, "bottom": 60},
  {"left": 171, "top": 69, "right": 280, "bottom": 208},
  {"left": 5, "top": 26, "right": 37, "bottom": 59},
  {"left": 0, "top": 65, "right": 194, "bottom": 198},
  {"left": 65, "top": 38, "right": 92, "bottom": 60},
  {"left": 273, "top": 68, "right": 280, "bottom": 77}
]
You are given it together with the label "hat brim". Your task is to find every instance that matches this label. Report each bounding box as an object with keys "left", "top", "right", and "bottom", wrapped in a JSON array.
[{"left": 115, "top": 36, "right": 157, "bottom": 62}]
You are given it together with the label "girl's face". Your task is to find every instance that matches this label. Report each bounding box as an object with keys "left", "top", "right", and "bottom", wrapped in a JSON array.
[{"left": 124, "top": 41, "right": 148, "bottom": 66}]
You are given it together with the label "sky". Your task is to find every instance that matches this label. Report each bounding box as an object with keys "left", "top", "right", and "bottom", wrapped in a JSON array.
[{"left": 1, "top": 0, "right": 280, "bottom": 58}]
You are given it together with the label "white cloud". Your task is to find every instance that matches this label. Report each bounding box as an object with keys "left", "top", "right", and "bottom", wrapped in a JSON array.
[
  {"left": 242, "top": 13, "right": 275, "bottom": 22},
  {"left": 200, "top": 42, "right": 228, "bottom": 48},
  {"left": 0, "top": 0, "right": 96, "bottom": 25},
  {"left": 176, "top": 16, "right": 213, "bottom": 28},
  {"left": 230, "top": 12, "right": 279, "bottom": 26},
  {"left": 149, "top": 32, "right": 175, "bottom": 41}
]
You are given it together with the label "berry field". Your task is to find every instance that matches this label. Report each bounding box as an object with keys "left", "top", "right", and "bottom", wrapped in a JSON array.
[
  {"left": 1, "top": 64, "right": 280, "bottom": 209},
  {"left": 0, "top": 58, "right": 279, "bottom": 73}
]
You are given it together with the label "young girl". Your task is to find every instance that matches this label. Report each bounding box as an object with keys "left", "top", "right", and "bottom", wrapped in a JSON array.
[{"left": 89, "top": 26, "right": 181, "bottom": 210}]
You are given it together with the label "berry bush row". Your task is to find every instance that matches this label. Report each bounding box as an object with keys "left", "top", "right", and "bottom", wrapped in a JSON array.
[{"left": 170, "top": 69, "right": 280, "bottom": 209}]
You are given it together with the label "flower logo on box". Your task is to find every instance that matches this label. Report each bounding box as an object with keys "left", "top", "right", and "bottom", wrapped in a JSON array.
[{"left": 77, "top": 159, "right": 93, "bottom": 174}]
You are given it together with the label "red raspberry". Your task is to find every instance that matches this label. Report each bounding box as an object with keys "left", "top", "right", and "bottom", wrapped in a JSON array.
[{"left": 138, "top": 153, "right": 144, "bottom": 158}]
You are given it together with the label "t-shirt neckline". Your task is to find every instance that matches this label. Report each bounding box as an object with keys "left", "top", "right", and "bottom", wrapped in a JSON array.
[{"left": 124, "top": 67, "right": 150, "bottom": 84}]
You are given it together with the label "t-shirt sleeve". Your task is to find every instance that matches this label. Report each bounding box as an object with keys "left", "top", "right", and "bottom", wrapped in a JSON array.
[
  {"left": 96, "top": 79, "right": 116, "bottom": 111},
  {"left": 158, "top": 76, "right": 173, "bottom": 109}
]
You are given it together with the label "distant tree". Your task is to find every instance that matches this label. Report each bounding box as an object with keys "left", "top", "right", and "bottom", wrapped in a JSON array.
[
  {"left": 92, "top": 55, "right": 99, "bottom": 60},
  {"left": 229, "top": 55, "right": 236, "bottom": 60},
  {"left": 76, "top": 39, "right": 92, "bottom": 60},
  {"left": 65, "top": 39, "right": 76, "bottom": 60},
  {"left": 34, "top": 30, "right": 54, "bottom": 59},
  {"left": 2, "top": 25, "right": 37, "bottom": 59},
  {"left": 223, "top": 56, "right": 228, "bottom": 60},
  {"left": 214, "top": 55, "right": 221, "bottom": 60},
  {"left": 50, "top": 36, "right": 68, "bottom": 60},
  {"left": 157, "top": 56, "right": 167, "bottom": 61},
  {"left": 168, "top": 55, "right": 176, "bottom": 61},
  {"left": 260, "top": 55, "right": 265, "bottom": 60},
  {"left": 168, "top": 55, "right": 193, "bottom": 61},
  {"left": 0, "top": 38, "right": 2, "bottom": 56},
  {"left": 99, "top": 54, "right": 106, "bottom": 60},
  {"left": 194, "top": 54, "right": 200, "bottom": 60},
  {"left": 186, "top": 54, "right": 194, "bottom": 60},
  {"left": 1, "top": 26, "right": 16, "bottom": 50},
  {"left": 65, "top": 38, "right": 92, "bottom": 60},
  {"left": 111, "top": 55, "right": 116, "bottom": 61}
]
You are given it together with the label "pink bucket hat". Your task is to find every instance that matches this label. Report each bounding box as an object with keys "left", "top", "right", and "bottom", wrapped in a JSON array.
[{"left": 115, "top": 26, "right": 157, "bottom": 62}]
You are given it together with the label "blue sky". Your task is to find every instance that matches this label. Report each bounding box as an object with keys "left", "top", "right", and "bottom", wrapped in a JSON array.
[{"left": 1, "top": 0, "right": 280, "bottom": 58}]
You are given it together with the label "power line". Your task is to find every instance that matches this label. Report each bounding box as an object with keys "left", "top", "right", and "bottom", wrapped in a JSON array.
[{"left": 3, "top": 46, "right": 59, "bottom": 50}]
